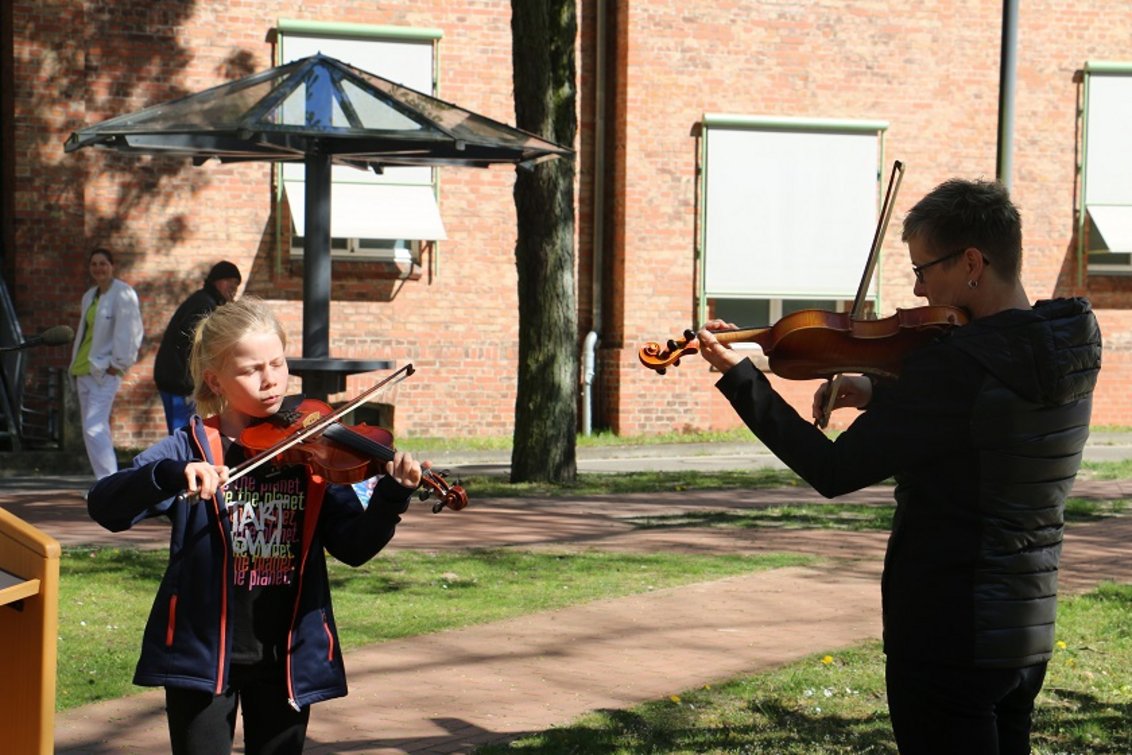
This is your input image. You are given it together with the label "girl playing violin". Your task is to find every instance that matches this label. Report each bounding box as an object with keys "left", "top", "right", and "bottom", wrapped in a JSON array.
[{"left": 86, "top": 297, "right": 422, "bottom": 755}]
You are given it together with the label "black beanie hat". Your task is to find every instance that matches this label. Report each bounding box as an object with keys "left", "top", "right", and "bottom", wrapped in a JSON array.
[{"left": 206, "top": 260, "right": 242, "bottom": 284}]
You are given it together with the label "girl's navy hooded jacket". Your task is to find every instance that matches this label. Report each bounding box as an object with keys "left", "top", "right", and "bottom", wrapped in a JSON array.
[{"left": 86, "top": 412, "right": 413, "bottom": 709}]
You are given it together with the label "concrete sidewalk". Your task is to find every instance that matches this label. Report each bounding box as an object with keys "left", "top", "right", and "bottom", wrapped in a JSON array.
[{"left": 2, "top": 447, "right": 1130, "bottom": 753}]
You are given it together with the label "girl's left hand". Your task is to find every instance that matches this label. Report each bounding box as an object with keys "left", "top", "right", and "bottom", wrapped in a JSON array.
[{"left": 385, "top": 451, "right": 423, "bottom": 489}]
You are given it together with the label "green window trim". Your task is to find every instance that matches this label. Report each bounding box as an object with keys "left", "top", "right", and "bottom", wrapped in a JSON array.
[
  {"left": 1078, "top": 60, "right": 1132, "bottom": 280},
  {"left": 275, "top": 19, "right": 443, "bottom": 42}
]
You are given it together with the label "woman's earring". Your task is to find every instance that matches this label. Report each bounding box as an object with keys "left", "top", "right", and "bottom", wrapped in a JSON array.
[{"left": 967, "top": 279, "right": 979, "bottom": 289}]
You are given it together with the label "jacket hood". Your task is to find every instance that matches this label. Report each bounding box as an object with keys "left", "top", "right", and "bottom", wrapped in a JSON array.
[{"left": 947, "top": 297, "right": 1101, "bottom": 405}]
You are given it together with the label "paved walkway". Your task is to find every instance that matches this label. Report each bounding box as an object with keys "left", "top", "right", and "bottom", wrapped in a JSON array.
[{"left": 2, "top": 469, "right": 1130, "bottom": 753}]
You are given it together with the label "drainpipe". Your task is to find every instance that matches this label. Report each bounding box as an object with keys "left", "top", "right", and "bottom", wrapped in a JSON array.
[
  {"left": 996, "top": 0, "right": 1018, "bottom": 190},
  {"left": 582, "top": 329, "right": 600, "bottom": 435},
  {"left": 582, "top": 0, "right": 608, "bottom": 436}
]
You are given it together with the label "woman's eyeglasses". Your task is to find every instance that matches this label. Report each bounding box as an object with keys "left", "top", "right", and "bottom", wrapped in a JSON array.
[{"left": 912, "top": 248, "right": 968, "bottom": 283}]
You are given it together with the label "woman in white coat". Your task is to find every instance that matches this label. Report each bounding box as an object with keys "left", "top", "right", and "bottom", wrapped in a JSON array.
[{"left": 69, "top": 248, "right": 143, "bottom": 479}]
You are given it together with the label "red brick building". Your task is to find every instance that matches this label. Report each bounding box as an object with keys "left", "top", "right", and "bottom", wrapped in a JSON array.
[{"left": 3, "top": 1, "right": 1131, "bottom": 449}]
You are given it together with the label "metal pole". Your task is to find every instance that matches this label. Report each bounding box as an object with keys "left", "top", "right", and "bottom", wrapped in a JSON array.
[
  {"left": 303, "top": 151, "right": 332, "bottom": 360},
  {"left": 996, "top": 0, "right": 1019, "bottom": 190}
]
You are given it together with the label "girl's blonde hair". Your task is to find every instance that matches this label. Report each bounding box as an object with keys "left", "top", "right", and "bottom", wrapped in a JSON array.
[{"left": 189, "top": 297, "right": 287, "bottom": 417}]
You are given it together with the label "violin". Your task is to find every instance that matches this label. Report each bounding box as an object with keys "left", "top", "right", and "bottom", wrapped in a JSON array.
[
  {"left": 237, "top": 398, "right": 469, "bottom": 514},
  {"left": 638, "top": 161, "right": 968, "bottom": 428},
  {"left": 638, "top": 305, "right": 969, "bottom": 379}
]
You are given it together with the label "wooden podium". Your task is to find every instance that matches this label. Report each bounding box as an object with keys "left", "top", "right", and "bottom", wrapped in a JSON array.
[{"left": 0, "top": 507, "right": 60, "bottom": 754}]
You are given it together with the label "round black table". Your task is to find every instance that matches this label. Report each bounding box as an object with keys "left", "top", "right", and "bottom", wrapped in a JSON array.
[{"left": 287, "top": 358, "right": 394, "bottom": 401}]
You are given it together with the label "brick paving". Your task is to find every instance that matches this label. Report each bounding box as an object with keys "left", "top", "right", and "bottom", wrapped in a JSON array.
[{"left": 1, "top": 473, "right": 1129, "bottom": 753}]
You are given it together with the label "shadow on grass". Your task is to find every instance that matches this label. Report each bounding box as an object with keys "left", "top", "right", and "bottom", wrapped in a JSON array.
[
  {"left": 626, "top": 506, "right": 894, "bottom": 532},
  {"left": 480, "top": 691, "right": 1132, "bottom": 754},
  {"left": 478, "top": 702, "right": 897, "bottom": 754},
  {"left": 61, "top": 546, "right": 167, "bottom": 581},
  {"left": 1034, "top": 689, "right": 1132, "bottom": 754},
  {"left": 624, "top": 498, "right": 1128, "bottom": 533}
]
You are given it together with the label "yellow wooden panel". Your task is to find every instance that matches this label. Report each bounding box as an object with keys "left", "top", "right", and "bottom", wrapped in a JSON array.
[{"left": 0, "top": 508, "right": 61, "bottom": 755}]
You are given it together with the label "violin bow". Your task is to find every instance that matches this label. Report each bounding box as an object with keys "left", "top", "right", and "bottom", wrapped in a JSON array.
[
  {"left": 816, "top": 160, "right": 905, "bottom": 429},
  {"left": 225, "top": 363, "right": 416, "bottom": 485},
  {"left": 176, "top": 363, "right": 416, "bottom": 503}
]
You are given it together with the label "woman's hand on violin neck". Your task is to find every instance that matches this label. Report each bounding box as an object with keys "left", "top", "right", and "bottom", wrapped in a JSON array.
[
  {"left": 385, "top": 450, "right": 423, "bottom": 490},
  {"left": 184, "top": 461, "right": 230, "bottom": 501},
  {"left": 697, "top": 321, "right": 744, "bottom": 374}
]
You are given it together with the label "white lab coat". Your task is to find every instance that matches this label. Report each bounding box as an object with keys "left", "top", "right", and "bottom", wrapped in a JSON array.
[{"left": 70, "top": 277, "right": 144, "bottom": 379}]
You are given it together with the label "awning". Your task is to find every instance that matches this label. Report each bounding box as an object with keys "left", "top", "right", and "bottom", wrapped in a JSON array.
[
  {"left": 283, "top": 179, "right": 447, "bottom": 241},
  {"left": 1088, "top": 205, "right": 1132, "bottom": 252}
]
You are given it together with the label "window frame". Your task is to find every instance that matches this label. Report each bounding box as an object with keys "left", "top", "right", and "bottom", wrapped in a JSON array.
[
  {"left": 1078, "top": 60, "right": 1132, "bottom": 277},
  {"left": 273, "top": 19, "right": 446, "bottom": 267},
  {"left": 694, "top": 114, "right": 889, "bottom": 328}
]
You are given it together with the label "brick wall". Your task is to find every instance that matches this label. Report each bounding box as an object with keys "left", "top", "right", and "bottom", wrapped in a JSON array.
[
  {"left": 607, "top": 0, "right": 1132, "bottom": 434},
  {"left": 9, "top": 0, "right": 530, "bottom": 448},
  {"left": 7, "top": 0, "right": 1132, "bottom": 450}
]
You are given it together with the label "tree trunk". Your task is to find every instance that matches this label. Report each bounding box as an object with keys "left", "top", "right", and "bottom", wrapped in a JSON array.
[{"left": 509, "top": 0, "right": 578, "bottom": 483}]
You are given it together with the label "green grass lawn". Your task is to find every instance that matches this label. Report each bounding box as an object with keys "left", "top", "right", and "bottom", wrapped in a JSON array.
[
  {"left": 477, "top": 582, "right": 1132, "bottom": 754},
  {"left": 56, "top": 547, "right": 807, "bottom": 711},
  {"left": 54, "top": 454, "right": 1132, "bottom": 752}
]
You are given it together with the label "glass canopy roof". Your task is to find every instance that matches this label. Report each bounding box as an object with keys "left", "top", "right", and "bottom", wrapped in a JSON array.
[{"left": 64, "top": 53, "right": 571, "bottom": 168}]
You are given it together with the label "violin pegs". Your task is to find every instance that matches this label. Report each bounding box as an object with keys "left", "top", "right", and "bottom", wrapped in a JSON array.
[
  {"left": 667, "top": 338, "right": 679, "bottom": 351},
  {"left": 673, "top": 358, "right": 681, "bottom": 367},
  {"left": 657, "top": 367, "right": 667, "bottom": 376},
  {"left": 683, "top": 328, "right": 696, "bottom": 341}
]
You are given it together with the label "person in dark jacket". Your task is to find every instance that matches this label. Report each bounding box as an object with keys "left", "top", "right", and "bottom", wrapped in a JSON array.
[
  {"left": 154, "top": 260, "right": 242, "bottom": 433},
  {"left": 695, "top": 178, "right": 1101, "bottom": 754},
  {"left": 88, "top": 297, "right": 423, "bottom": 754}
]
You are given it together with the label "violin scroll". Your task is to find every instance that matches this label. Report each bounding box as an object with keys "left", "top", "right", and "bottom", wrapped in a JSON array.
[
  {"left": 419, "top": 467, "right": 469, "bottom": 513},
  {"left": 639, "top": 329, "right": 699, "bottom": 374}
]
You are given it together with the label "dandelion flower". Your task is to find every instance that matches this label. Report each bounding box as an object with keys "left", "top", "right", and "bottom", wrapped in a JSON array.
[
  {"left": 1055, "top": 640, "right": 1067, "bottom": 650},
  {"left": 821, "top": 655, "right": 834, "bottom": 665},
  {"left": 669, "top": 695, "right": 681, "bottom": 704}
]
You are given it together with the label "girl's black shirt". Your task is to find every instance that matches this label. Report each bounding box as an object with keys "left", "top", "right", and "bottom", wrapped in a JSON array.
[{"left": 223, "top": 441, "right": 308, "bottom": 665}]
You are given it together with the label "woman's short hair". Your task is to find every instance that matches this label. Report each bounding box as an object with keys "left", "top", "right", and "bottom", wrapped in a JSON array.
[
  {"left": 189, "top": 297, "right": 287, "bottom": 418},
  {"left": 901, "top": 178, "right": 1022, "bottom": 279}
]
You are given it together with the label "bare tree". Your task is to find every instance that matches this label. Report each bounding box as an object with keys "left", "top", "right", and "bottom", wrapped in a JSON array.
[{"left": 509, "top": 0, "right": 578, "bottom": 483}]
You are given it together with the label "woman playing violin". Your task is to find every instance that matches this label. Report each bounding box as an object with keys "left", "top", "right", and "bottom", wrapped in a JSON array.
[
  {"left": 696, "top": 179, "right": 1100, "bottom": 754},
  {"left": 86, "top": 297, "right": 422, "bottom": 755}
]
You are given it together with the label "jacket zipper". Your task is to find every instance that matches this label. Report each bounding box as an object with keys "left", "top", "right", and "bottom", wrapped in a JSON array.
[{"left": 194, "top": 418, "right": 231, "bottom": 696}]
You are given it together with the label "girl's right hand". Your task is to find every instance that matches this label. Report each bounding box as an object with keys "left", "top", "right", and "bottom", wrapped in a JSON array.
[{"left": 183, "top": 461, "right": 230, "bottom": 500}]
